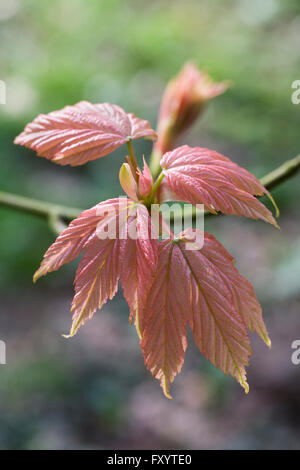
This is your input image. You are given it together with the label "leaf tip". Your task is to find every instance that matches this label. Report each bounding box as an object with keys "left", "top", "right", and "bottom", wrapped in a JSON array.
[
  {"left": 161, "top": 376, "right": 173, "bottom": 399},
  {"left": 62, "top": 331, "right": 75, "bottom": 339},
  {"left": 62, "top": 322, "right": 79, "bottom": 339},
  {"left": 239, "top": 373, "right": 249, "bottom": 394},
  {"left": 270, "top": 217, "right": 280, "bottom": 230},
  {"left": 266, "top": 191, "right": 280, "bottom": 218},
  {"left": 33, "top": 270, "right": 40, "bottom": 283},
  {"left": 163, "top": 388, "right": 173, "bottom": 400},
  {"left": 14, "top": 135, "right": 21, "bottom": 145},
  {"left": 241, "top": 379, "right": 249, "bottom": 394}
]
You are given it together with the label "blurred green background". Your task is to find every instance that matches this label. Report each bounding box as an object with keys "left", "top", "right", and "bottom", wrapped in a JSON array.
[{"left": 0, "top": 0, "right": 300, "bottom": 449}]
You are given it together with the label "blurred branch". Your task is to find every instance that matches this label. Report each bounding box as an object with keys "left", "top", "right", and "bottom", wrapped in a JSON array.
[
  {"left": 0, "top": 191, "right": 80, "bottom": 234},
  {"left": 48, "top": 213, "right": 69, "bottom": 235},
  {"left": 0, "top": 154, "right": 300, "bottom": 233},
  {"left": 260, "top": 154, "right": 300, "bottom": 190}
]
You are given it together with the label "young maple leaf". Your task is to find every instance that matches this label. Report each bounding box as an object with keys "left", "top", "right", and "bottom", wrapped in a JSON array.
[
  {"left": 137, "top": 157, "right": 153, "bottom": 198},
  {"left": 14, "top": 102, "right": 157, "bottom": 166},
  {"left": 141, "top": 229, "right": 270, "bottom": 399},
  {"left": 34, "top": 198, "right": 158, "bottom": 338},
  {"left": 159, "top": 145, "right": 279, "bottom": 227}
]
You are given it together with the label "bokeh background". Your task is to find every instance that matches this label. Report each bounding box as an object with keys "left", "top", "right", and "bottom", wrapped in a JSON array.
[{"left": 0, "top": 0, "right": 300, "bottom": 449}]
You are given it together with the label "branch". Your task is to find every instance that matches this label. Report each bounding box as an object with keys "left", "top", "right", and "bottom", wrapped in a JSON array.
[
  {"left": 0, "top": 154, "right": 300, "bottom": 233},
  {"left": 260, "top": 154, "right": 300, "bottom": 190},
  {"left": 0, "top": 191, "right": 81, "bottom": 234}
]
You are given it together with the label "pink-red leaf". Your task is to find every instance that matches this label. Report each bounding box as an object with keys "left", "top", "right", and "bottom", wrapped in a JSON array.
[
  {"left": 141, "top": 240, "right": 188, "bottom": 398},
  {"left": 15, "top": 102, "right": 157, "bottom": 166},
  {"left": 65, "top": 197, "right": 136, "bottom": 336},
  {"left": 187, "top": 229, "right": 270, "bottom": 347},
  {"left": 137, "top": 157, "right": 153, "bottom": 198},
  {"left": 69, "top": 201, "right": 158, "bottom": 337},
  {"left": 34, "top": 197, "right": 158, "bottom": 338},
  {"left": 68, "top": 237, "right": 122, "bottom": 337},
  {"left": 120, "top": 204, "right": 158, "bottom": 337},
  {"left": 33, "top": 198, "right": 129, "bottom": 282},
  {"left": 141, "top": 229, "right": 268, "bottom": 397},
  {"left": 160, "top": 146, "right": 279, "bottom": 227}
]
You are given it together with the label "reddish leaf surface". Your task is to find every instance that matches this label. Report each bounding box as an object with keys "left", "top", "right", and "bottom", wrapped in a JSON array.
[
  {"left": 195, "top": 231, "right": 270, "bottom": 347},
  {"left": 33, "top": 198, "right": 129, "bottom": 282},
  {"left": 141, "top": 240, "right": 188, "bottom": 398},
  {"left": 15, "top": 102, "right": 157, "bottom": 166},
  {"left": 142, "top": 229, "right": 269, "bottom": 398},
  {"left": 120, "top": 204, "right": 158, "bottom": 337},
  {"left": 137, "top": 157, "right": 153, "bottom": 198},
  {"left": 69, "top": 237, "right": 121, "bottom": 337},
  {"left": 34, "top": 198, "right": 158, "bottom": 337},
  {"left": 160, "top": 145, "right": 279, "bottom": 227}
]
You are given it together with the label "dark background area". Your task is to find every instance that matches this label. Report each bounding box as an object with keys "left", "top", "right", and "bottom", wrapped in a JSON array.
[{"left": 0, "top": 0, "right": 300, "bottom": 449}]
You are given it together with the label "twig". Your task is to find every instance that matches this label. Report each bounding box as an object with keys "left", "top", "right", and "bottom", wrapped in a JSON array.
[
  {"left": 0, "top": 154, "right": 300, "bottom": 233},
  {"left": 0, "top": 191, "right": 81, "bottom": 234},
  {"left": 260, "top": 154, "right": 300, "bottom": 190}
]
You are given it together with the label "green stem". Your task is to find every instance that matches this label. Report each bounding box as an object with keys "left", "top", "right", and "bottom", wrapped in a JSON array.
[
  {"left": 150, "top": 171, "right": 165, "bottom": 202},
  {"left": 260, "top": 154, "right": 300, "bottom": 190},
  {"left": 126, "top": 140, "right": 138, "bottom": 179},
  {"left": 0, "top": 191, "right": 81, "bottom": 220},
  {"left": 48, "top": 213, "right": 68, "bottom": 235},
  {"left": 149, "top": 148, "right": 163, "bottom": 179}
]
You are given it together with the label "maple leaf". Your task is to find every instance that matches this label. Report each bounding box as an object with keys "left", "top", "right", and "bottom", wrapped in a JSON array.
[
  {"left": 141, "top": 229, "right": 270, "bottom": 398},
  {"left": 159, "top": 145, "right": 279, "bottom": 227},
  {"left": 34, "top": 198, "right": 158, "bottom": 337},
  {"left": 14, "top": 102, "right": 157, "bottom": 166}
]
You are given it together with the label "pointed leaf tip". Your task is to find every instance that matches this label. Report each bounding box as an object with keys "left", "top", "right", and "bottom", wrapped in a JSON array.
[
  {"left": 266, "top": 191, "right": 280, "bottom": 218},
  {"left": 162, "top": 380, "right": 173, "bottom": 399}
]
